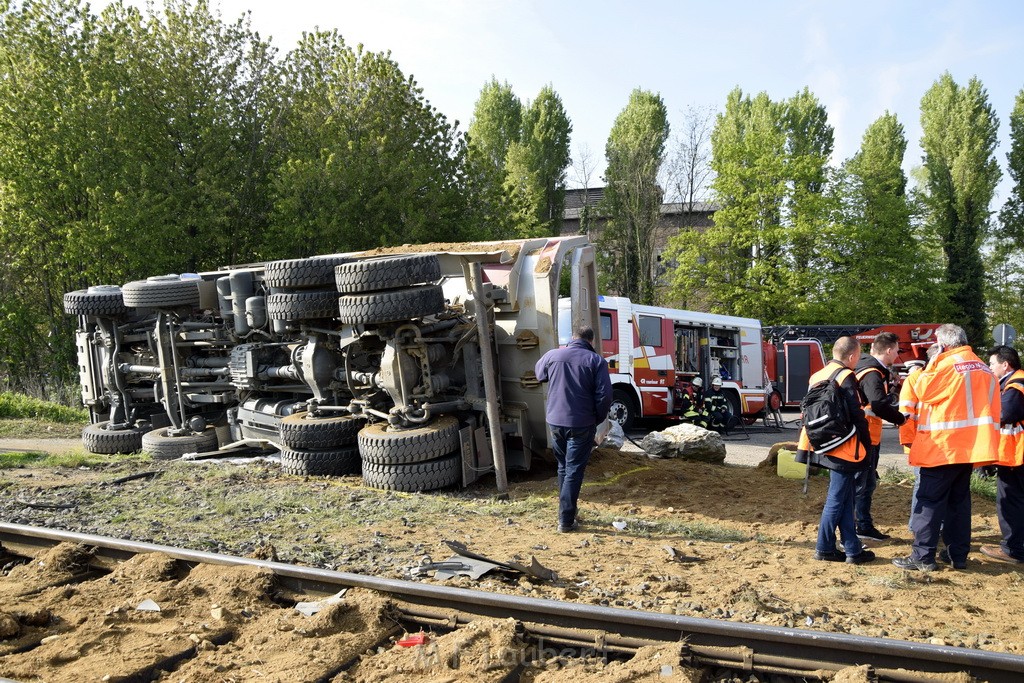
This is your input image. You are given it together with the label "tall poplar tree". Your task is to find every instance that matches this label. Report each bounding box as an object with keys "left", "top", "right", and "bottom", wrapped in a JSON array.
[
  {"left": 989, "top": 88, "right": 1024, "bottom": 338},
  {"left": 822, "top": 114, "right": 949, "bottom": 322},
  {"left": 919, "top": 72, "right": 1001, "bottom": 344},
  {"left": 599, "top": 89, "right": 669, "bottom": 305}
]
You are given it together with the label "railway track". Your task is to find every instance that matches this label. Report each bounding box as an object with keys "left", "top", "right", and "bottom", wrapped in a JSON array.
[{"left": 2, "top": 521, "right": 1023, "bottom": 682}]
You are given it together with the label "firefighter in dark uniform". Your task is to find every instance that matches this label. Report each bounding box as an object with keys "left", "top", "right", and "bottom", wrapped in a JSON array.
[{"left": 703, "top": 376, "right": 732, "bottom": 433}]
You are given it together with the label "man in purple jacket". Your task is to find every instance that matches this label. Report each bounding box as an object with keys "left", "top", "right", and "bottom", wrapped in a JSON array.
[{"left": 535, "top": 326, "right": 612, "bottom": 532}]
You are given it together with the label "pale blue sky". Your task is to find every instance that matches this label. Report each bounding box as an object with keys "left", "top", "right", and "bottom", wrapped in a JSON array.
[{"left": 122, "top": 0, "right": 1024, "bottom": 206}]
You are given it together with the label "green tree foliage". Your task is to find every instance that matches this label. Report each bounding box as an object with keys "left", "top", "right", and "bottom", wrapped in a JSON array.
[
  {"left": 268, "top": 31, "right": 479, "bottom": 255},
  {"left": 784, "top": 88, "right": 834, "bottom": 301},
  {"left": 665, "top": 89, "right": 794, "bottom": 321},
  {"left": 0, "top": 0, "right": 276, "bottom": 389},
  {"left": 468, "top": 81, "right": 571, "bottom": 238},
  {"left": 919, "top": 72, "right": 1001, "bottom": 344},
  {"left": 822, "top": 114, "right": 950, "bottom": 322},
  {"left": 599, "top": 89, "right": 669, "bottom": 305},
  {"left": 467, "top": 77, "right": 522, "bottom": 178},
  {"left": 989, "top": 88, "right": 1024, "bottom": 341},
  {"left": 518, "top": 86, "right": 572, "bottom": 233}
]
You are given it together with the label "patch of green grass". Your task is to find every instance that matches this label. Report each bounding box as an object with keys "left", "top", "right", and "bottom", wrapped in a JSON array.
[
  {"left": 0, "top": 392, "right": 88, "bottom": 423},
  {"left": 0, "top": 451, "right": 49, "bottom": 467},
  {"left": 879, "top": 465, "right": 914, "bottom": 485},
  {"left": 0, "top": 450, "right": 115, "bottom": 468},
  {"left": 0, "top": 418, "right": 84, "bottom": 438},
  {"left": 970, "top": 472, "right": 997, "bottom": 501}
]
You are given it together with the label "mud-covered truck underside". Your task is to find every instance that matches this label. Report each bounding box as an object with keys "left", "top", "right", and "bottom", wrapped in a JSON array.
[{"left": 65, "top": 237, "right": 600, "bottom": 492}]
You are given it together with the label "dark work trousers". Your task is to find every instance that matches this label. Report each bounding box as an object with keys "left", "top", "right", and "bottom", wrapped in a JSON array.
[
  {"left": 910, "top": 463, "right": 973, "bottom": 564},
  {"left": 997, "top": 465, "right": 1024, "bottom": 561},
  {"left": 550, "top": 425, "right": 597, "bottom": 528},
  {"left": 854, "top": 443, "right": 881, "bottom": 529}
]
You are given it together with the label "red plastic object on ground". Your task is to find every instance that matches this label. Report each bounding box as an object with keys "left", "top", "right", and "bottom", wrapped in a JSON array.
[{"left": 397, "top": 632, "right": 430, "bottom": 647}]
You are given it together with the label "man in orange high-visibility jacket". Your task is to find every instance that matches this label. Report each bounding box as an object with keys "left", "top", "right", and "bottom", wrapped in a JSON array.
[
  {"left": 796, "top": 336, "right": 875, "bottom": 564},
  {"left": 980, "top": 345, "right": 1024, "bottom": 565},
  {"left": 853, "top": 332, "right": 906, "bottom": 541},
  {"left": 893, "top": 324, "right": 1000, "bottom": 571}
]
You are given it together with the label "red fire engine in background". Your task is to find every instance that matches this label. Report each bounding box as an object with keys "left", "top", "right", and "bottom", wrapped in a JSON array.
[
  {"left": 762, "top": 324, "right": 940, "bottom": 408},
  {"left": 560, "top": 296, "right": 938, "bottom": 429}
]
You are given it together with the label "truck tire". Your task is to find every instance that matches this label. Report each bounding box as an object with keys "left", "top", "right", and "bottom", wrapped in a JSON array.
[
  {"left": 337, "top": 285, "right": 445, "bottom": 325},
  {"left": 142, "top": 427, "right": 219, "bottom": 460},
  {"left": 264, "top": 256, "right": 353, "bottom": 289},
  {"left": 362, "top": 453, "right": 461, "bottom": 492},
  {"left": 81, "top": 421, "right": 147, "bottom": 454},
  {"left": 266, "top": 290, "right": 339, "bottom": 321},
  {"left": 609, "top": 388, "right": 638, "bottom": 431},
  {"left": 725, "top": 390, "right": 745, "bottom": 426},
  {"left": 280, "top": 446, "right": 361, "bottom": 476},
  {"left": 279, "top": 413, "right": 363, "bottom": 450},
  {"left": 122, "top": 277, "right": 200, "bottom": 308},
  {"left": 357, "top": 416, "right": 461, "bottom": 465},
  {"left": 334, "top": 254, "right": 441, "bottom": 294},
  {"left": 63, "top": 286, "right": 128, "bottom": 317}
]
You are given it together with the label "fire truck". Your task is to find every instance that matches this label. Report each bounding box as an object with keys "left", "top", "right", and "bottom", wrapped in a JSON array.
[
  {"left": 557, "top": 296, "right": 939, "bottom": 429},
  {"left": 558, "top": 296, "right": 767, "bottom": 429},
  {"left": 762, "top": 323, "right": 940, "bottom": 407}
]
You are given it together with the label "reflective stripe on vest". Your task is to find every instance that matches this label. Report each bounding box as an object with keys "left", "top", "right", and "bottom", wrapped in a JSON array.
[
  {"left": 906, "top": 348, "right": 999, "bottom": 467},
  {"left": 997, "top": 370, "right": 1024, "bottom": 467}
]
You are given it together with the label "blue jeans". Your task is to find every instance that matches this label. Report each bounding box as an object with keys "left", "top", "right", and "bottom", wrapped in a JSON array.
[
  {"left": 816, "top": 469, "right": 863, "bottom": 557},
  {"left": 911, "top": 463, "right": 972, "bottom": 564},
  {"left": 550, "top": 424, "right": 596, "bottom": 528},
  {"left": 854, "top": 444, "right": 880, "bottom": 529}
]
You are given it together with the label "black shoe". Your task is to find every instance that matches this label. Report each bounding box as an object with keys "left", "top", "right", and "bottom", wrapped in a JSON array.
[
  {"left": 846, "top": 549, "right": 876, "bottom": 565},
  {"left": 938, "top": 548, "right": 967, "bottom": 570},
  {"left": 557, "top": 520, "right": 579, "bottom": 533},
  {"left": 814, "top": 549, "right": 845, "bottom": 562},
  {"left": 856, "top": 526, "right": 891, "bottom": 541},
  {"left": 892, "top": 555, "right": 938, "bottom": 572}
]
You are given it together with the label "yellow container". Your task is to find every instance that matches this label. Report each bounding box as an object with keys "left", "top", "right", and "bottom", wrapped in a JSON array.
[{"left": 776, "top": 449, "right": 807, "bottom": 479}]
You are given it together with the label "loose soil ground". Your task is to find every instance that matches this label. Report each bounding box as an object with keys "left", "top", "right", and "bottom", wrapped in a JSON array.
[{"left": 0, "top": 424, "right": 1021, "bottom": 681}]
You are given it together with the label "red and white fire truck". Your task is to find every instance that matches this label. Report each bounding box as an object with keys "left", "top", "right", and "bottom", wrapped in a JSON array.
[
  {"left": 558, "top": 295, "right": 768, "bottom": 429},
  {"left": 559, "top": 296, "right": 939, "bottom": 429},
  {"left": 762, "top": 323, "right": 940, "bottom": 407}
]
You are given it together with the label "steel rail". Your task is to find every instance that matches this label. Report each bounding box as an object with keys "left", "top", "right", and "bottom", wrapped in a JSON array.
[{"left": 2, "top": 522, "right": 1022, "bottom": 682}]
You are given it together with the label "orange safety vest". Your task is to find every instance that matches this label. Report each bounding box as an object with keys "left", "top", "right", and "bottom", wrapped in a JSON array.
[
  {"left": 855, "top": 365, "right": 886, "bottom": 445},
  {"left": 899, "top": 346, "right": 999, "bottom": 468},
  {"left": 996, "top": 369, "right": 1024, "bottom": 467},
  {"left": 797, "top": 361, "right": 865, "bottom": 462},
  {"left": 898, "top": 367, "right": 923, "bottom": 453}
]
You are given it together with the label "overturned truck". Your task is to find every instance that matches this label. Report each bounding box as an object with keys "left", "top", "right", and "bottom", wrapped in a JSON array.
[{"left": 64, "top": 237, "right": 600, "bottom": 492}]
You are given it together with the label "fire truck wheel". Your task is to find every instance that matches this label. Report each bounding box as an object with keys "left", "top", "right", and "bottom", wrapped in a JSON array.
[
  {"left": 609, "top": 389, "right": 637, "bottom": 431},
  {"left": 63, "top": 286, "right": 128, "bottom": 317},
  {"left": 357, "top": 416, "right": 461, "bottom": 465},
  {"left": 81, "top": 421, "right": 147, "bottom": 454},
  {"left": 264, "top": 256, "right": 353, "bottom": 289},
  {"left": 266, "top": 290, "right": 340, "bottom": 321},
  {"left": 725, "top": 391, "right": 743, "bottom": 425},
  {"left": 337, "top": 285, "right": 446, "bottom": 325},
  {"left": 280, "top": 446, "right": 361, "bottom": 476},
  {"left": 361, "top": 453, "right": 461, "bottom": 492},
  {"left": 121, "top": 278, "right": 200, "bottom": 309},
  {"left": 279, "top": 413, "right": 363, "bottom": 450},
  {"left": 142, "top": 427, "right": 219, "bottom": 460},
  {"left": 334, "top": 254, "right": 441, "bottom": 294}
]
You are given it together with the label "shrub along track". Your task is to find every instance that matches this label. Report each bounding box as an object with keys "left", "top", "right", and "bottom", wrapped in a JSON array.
[{"left": 1, "top": 523, "right": 1022, "bottom": 682}]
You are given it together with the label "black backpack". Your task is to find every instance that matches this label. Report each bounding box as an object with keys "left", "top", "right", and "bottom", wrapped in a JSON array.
[{"left": 801, "top": 367, "right": 857, "bottom": 453}]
